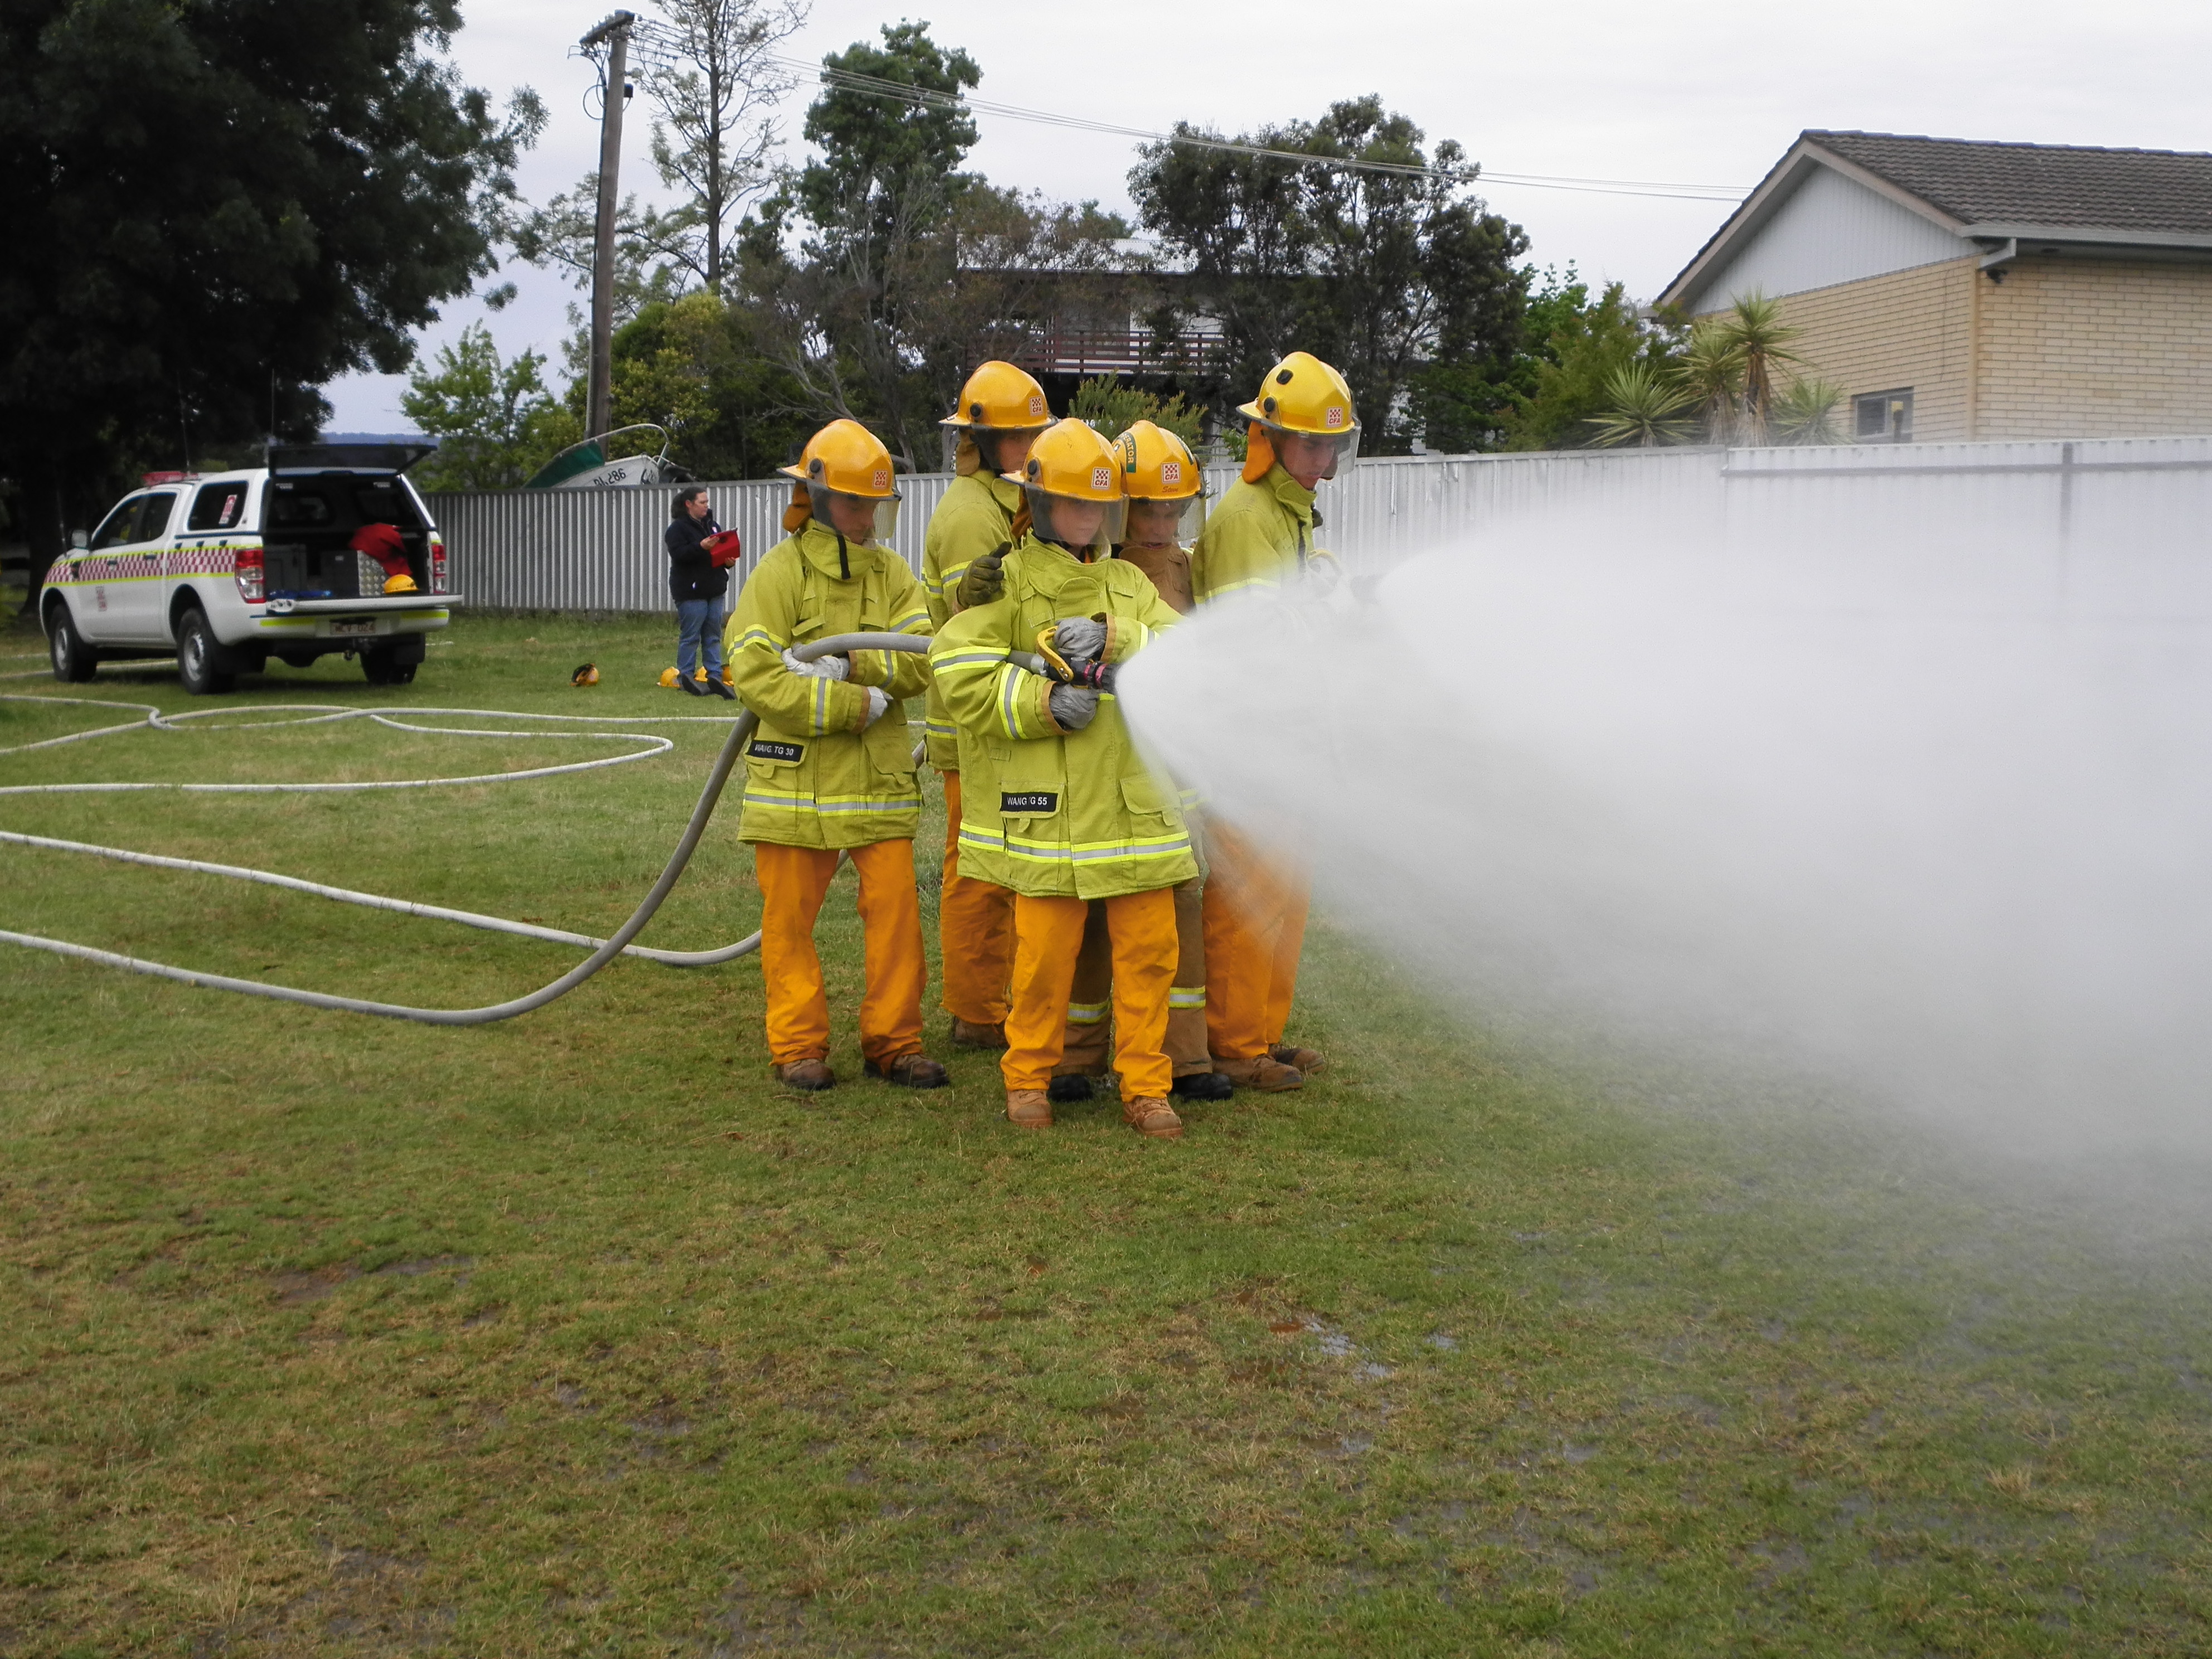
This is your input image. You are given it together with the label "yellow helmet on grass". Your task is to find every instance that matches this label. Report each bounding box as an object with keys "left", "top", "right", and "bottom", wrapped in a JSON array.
[
  {"left": 1012, "top": 419, "right": 1126, "bottom": 554},
  {"left": 1238, "top": 350, "right": 1360, "bottom": 483},
  {"left": 779, "top": 419, "right": 900, "bottom": 542},
  {"left": 1114, "top": 419, "right": 1206, "bottom": 545}
]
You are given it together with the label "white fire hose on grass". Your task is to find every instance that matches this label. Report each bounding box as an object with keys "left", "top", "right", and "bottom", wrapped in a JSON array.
[{"left": 0, "top": 632, "right": 974, "bottom": 1025}]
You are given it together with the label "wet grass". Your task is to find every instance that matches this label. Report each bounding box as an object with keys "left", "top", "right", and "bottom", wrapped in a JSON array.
[{"left": 3, "top": 612, "right": 2211, "bottom": 1655}]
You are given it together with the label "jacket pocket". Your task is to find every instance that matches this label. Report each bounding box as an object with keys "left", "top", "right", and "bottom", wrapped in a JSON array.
[{"left": 998, "top": 741, "right": 1066, "bottom": 822}]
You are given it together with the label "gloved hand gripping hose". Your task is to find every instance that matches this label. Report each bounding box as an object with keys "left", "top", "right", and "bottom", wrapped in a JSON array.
[{"left": 0, "top": 632, "right": 931, "bottom": 1025}]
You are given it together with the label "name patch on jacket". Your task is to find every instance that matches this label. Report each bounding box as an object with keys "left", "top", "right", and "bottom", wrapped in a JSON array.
[
  {"left": 749, "top": 739, "right": 805, "bottom": 763},
  {"left": 1001, "top": 790, "right": 1059, "bottom": 814}
]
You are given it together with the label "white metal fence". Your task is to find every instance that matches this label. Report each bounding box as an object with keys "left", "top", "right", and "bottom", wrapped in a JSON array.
[{"left": 427, "top": 435, "right": 2212, "bottom": 613}]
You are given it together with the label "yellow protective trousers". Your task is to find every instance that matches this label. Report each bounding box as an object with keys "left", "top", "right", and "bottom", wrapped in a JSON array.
[
  {"left": 1199, "top": 823, "right": 1312, "bottom": 1064},
  {"left": 1058, "top": 879, "right": 1210, "bottom": 1078},
  {"left": 755, "top": 839, "right": 925, "bottom": 1066},
  {"left": 1005, "top": 888, "right": 1177, "bottom": 1102},
  {"left": 938, "top": 769, "right": 1015, "bottom": 1025}
]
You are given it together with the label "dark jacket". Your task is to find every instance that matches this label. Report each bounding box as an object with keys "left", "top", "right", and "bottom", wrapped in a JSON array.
[{"left": 666, "top": 512, "right": 731, "bottom": 602}]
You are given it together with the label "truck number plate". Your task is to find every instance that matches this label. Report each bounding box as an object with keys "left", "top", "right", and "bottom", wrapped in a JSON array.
[{"left": 327, "top": 619, "right": 377, "bottom": 637}]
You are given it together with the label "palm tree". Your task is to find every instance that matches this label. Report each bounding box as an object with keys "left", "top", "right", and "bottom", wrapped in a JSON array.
[
  {"left": 1713, "top": 292, "right": 1803, "bottom": 444},
  {"left": 1771, "top": 376, "right": 1848, "bottom": 446},
  {"left": 1588, "top": 360, "right": 1696, "bottom": 448},
  {"left": 1673, "top": 322, "right": 1746, "bottom": 445}
]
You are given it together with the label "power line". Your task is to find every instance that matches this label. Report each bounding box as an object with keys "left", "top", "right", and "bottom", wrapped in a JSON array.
[{"left": 766, "top": 55, "right": 1749, "bottom": 202}]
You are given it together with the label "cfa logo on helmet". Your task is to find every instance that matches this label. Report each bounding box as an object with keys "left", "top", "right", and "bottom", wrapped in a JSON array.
[
  {"left": 1160, "top": 460, "right": 1182, "bottom": 486},
  {"left": 1090, "top": 466, "right": 1112, "bottom": 491},
  {"left": 1029, "top": 394, "right": 1046, "bottom": 418},
  {"left": 1325, "top": 406, "right": 1346, "bottom": 429},
  {"left": 872, "top": 468, "right": 890, "bottom": 490}
]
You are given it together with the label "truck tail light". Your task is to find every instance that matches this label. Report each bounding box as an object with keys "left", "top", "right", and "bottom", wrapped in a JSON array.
[
  {"left": 429, "top": 535, "right": 449, "bottom": 595},
  {"left": 234, "top": 544, "right": 265, "bottom": 604}
]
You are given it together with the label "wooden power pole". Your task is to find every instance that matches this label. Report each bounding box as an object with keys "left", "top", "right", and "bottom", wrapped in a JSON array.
[{"left": 581, "top": 10, "right": 636, "bottom": 443}]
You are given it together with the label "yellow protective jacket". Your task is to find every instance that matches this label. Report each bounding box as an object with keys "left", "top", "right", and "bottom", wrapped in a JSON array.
[
  {"left": 930, "top": 535, "right": 1197, "bottom": 899},
  {"left": 722, "top": 521, "right": 933, "bottom": 849},
  {"left": 919, "top": 470, "right": 1024, "bottom": 769},
  {"left": 1190, "top": 463, "right": 1319, "bottom": 603}
]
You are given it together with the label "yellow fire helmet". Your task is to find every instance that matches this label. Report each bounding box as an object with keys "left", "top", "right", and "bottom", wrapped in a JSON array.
[
  {"left": 942, "top": 360, "right": 1050, "bottom": 431},
  {"left": 778, "top": 418, "right": 900, "bottom": 543},
  {"left": 1114, "top": 419, "right": 1206, "bottom": 547},
  {"left": 1236, "top": 350, "right": 1361, "bottom": 483},
  {"left": 1010, "top": 418, "right": 1127, "bottom": 554}
]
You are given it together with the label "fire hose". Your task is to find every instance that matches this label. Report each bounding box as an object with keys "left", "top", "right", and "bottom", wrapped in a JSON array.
[{"left": 0, "top": 632, "right": 1035, "bottom": 1025}]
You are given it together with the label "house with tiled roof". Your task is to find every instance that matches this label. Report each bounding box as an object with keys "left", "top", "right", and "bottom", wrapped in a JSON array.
[{"left": 1658, "top": 132, "right": 2212, "bottom": 442}]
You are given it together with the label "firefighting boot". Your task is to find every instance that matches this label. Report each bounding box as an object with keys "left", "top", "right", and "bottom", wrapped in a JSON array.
[
  {"left": 866, "top": 1052, "right": 950, "bottom": 1088},
  {"left": 950, "top": 1017, "right": 1007, "bottom": 1049},
  {"left": 1270, "top": 1043, "right": 1325, "bottom": 1075},
  {"left": 1123, "top": 1097, "right": 1184, "bottom": 1139},
  {"left": 774, "top": 1059, "right": 836, "bottom": 1091},
  {"left": 1005, "top": 1089, "right": 1052, "bottom": 1129},
  {"left": 1214, "top": 1054, "right": 1303, "bottom": 1092}
]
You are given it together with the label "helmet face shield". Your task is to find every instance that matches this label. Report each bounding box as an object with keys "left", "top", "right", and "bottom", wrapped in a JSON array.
[
  {"left": 1123, "top": 492, "right": 1205, "bottom": 546},
  {"left": 1269, "top": 423, "right": 1361, "bottom": 482},
  {"left": 1026, "top": 486, "right": 1126, "bottom": 553},
  {"left": 809, "top": 484, "right": 900, "bottom": 545}
]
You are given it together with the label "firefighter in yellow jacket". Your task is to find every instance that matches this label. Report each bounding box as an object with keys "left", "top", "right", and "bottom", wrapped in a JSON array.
[
  {"left": 724, "top": 419, "right": 947, "bottom": 1092},
  {"left": 921, "top": 361, "right": 1053, "bottom": 1050},
  {"left": 930, "top": 419, "right": 1196, "bottom": 1138},
  {"left": 1189, "top": 351, "right": 1362, "bottom": 1090},
  {"left": 1050, "top": 420, "right": 1231, "bottom": 1107}
]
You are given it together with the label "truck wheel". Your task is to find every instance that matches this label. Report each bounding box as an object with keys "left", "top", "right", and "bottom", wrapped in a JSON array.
[
  {"left": 361, "top": 646, "right": 416, "bottom": 687},
  {"left": 176, "top": 608, "right": 236, "bottom": 695},
  {"left": 47, "top": 606, "right": 99, "bottom": 683}
]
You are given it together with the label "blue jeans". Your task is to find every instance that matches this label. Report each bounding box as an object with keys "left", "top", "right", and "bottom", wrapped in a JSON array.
[{"left": 677, "top": 598, "right": 725, "bottom": 681}]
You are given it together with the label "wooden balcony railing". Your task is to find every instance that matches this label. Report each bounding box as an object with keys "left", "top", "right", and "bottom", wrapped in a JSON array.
[{"left": 977, "top": 326, "right": 1228, "bottom": 377}]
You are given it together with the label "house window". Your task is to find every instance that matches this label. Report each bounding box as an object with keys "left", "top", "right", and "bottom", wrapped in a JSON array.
[{"left": 1854, "top": 389, "right": 1913, "bottom": 443}]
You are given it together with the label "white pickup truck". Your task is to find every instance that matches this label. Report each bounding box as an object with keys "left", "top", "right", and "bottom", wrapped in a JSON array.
[{"left": 39, "top": 444, "right": 462, "bottom": 693}]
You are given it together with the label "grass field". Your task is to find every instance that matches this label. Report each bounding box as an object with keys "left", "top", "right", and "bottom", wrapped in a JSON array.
[{"left": 4, "top": 609, "right": 2211, "bottom": 1656}]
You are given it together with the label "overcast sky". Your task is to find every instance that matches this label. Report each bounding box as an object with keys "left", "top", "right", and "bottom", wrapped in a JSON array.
[{"left": 322, "top": 0, "right": 2212, "bottom": 431}]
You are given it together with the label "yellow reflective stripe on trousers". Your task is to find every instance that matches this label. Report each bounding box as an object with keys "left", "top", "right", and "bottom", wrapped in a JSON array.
[
  {"left": 1066, "top": 1001, "right": 1110, "bottom": 1024},
  {"left": 1167, "top": 986, "right": 1207, "bottom": 1008}
]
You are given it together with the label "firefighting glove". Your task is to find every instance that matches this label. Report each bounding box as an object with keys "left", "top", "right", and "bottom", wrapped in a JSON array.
[
  {"left": 1050, "top": 617, "right": 1107, "bottom": 664},
  {"left": 862, "top": 686, "right": 893, "bottom": 726},
  {"left": 782, "top": 647, "right": 848, "bottom": 680},
  {"left": 955, "top": 544, "right": 1010, "bottom": 607},
  {"left": 1047, "top": 684, "right": 1099, "bottom": 731}
]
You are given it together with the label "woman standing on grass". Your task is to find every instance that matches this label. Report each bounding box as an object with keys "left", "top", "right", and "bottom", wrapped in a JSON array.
[{"left": 666, "top": 486, "right": 735, "bottom": 700}]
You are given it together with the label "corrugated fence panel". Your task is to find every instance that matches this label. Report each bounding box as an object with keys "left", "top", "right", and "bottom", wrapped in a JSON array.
[{"left": 428, "top": 437, "right": 2212, "bottom": 613}]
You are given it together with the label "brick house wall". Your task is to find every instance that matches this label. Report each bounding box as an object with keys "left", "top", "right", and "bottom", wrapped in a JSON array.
[
  {"left": 1973, "top": 258, "right": 2212, "bottom": 440},
  {"left": 1703, "top": 255, "right": 2212, "bottom": 443}
]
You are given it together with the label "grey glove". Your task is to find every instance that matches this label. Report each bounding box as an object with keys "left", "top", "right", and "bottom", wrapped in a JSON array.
[
  {"left": 861, "top": 686, "right": 892, "bottom": 726},
  {"left": 1048, "top": 683, "right": 1099, "bottom": 731},
  {"left": 782, "top": 646, "right": 848, "bottom": 681},
  {"left": 1051, "top": 617, "right": 1107, "bottom": 664},
  {"left": 955, "top": 543, "right": 1010, "bottom": 608}
]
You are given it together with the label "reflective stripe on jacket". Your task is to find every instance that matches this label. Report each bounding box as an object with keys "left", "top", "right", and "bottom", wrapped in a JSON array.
[
  {"left": 724, "top": 522, "right": 933, "bottom": 850},
  {"left": 1190, "top": 464, "right": 1317, "bottom": 604},
  {"left": 919, "top": 470, "right": 1023, "bottom": 770},
  {"left": 930, "top": 533, "right": 1197, "bottom": 900}
]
